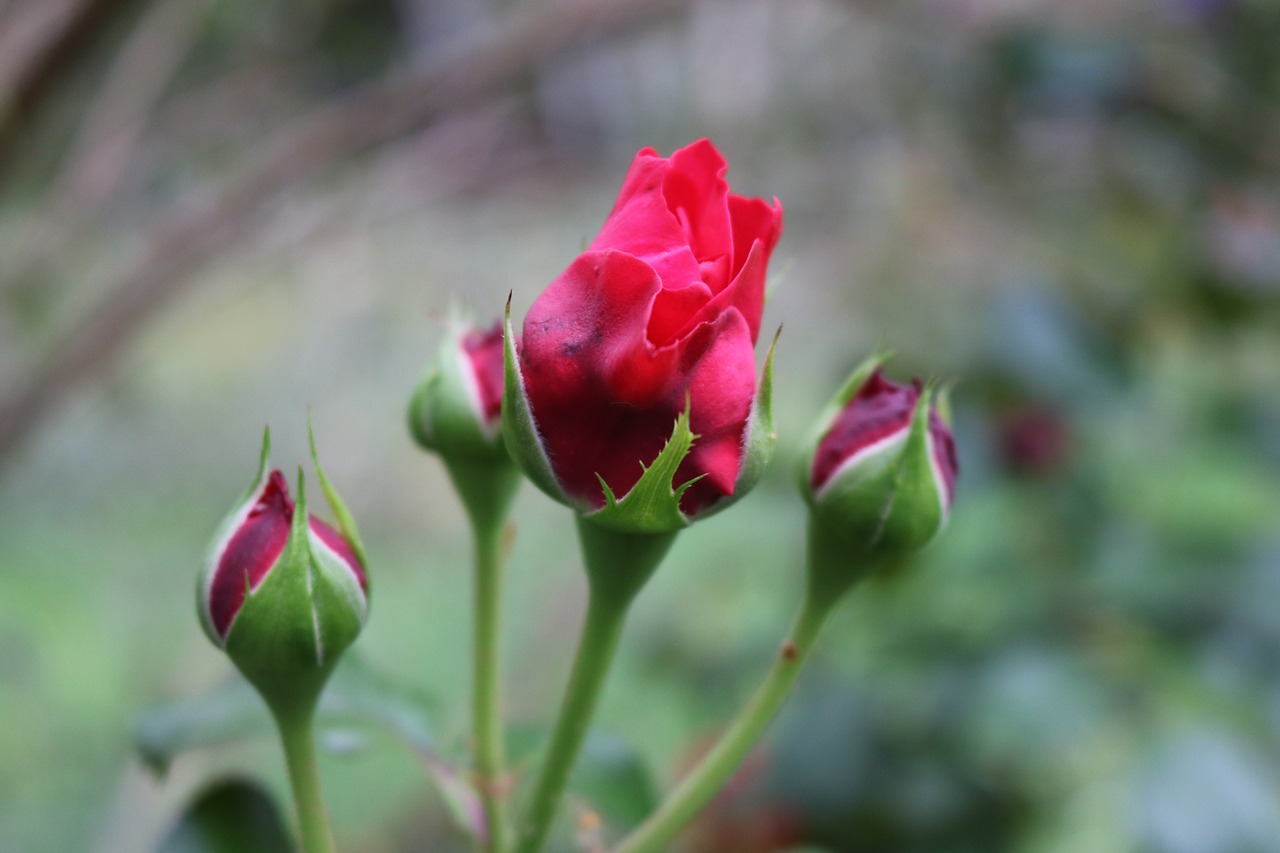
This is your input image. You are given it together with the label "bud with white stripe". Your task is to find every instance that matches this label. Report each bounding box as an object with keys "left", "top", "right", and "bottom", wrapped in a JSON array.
[
  {"left": 800, "top": 354, "right": 958, "bottom": 589},
  {"left": 198, "top": 427, "right": 369, "bottom": 716}
]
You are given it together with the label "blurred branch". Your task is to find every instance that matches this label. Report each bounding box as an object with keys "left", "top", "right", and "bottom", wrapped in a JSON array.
[
  {"left": 0, "top": 0, "right": 139, "bottom": 168},
  {"left": 0, "top": 0, "right": 690, "bottom": 465},
  {"left": 16, "top": 0, "right": 213, "bottom": 278}
]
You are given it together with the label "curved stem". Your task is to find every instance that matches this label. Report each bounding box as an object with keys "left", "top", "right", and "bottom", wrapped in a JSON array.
[
  {"left": 514, "top": 580, "right": 630, "bottom": 853},
  {"left": 612, "top": 589, "right": 837, "bottom": 853},
  {"left": 513, "top": 520, "right": 676, "bottom": 853},
  {"left": 473, "top": 519, "right": 510, "bottom": 852},
  {"left": 275, "top": 708, "right": 337, "bottom": 853}
]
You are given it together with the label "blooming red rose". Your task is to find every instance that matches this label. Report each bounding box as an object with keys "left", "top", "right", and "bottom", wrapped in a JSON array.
[{"left": 506, "top": 139, "right": 783, "bottom": 522}]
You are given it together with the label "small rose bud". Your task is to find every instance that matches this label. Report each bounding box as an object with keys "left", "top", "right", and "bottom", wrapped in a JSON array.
[
  {"left": 408, "top": 316, "right": 521, "bottom": 530},
  {"left": 409, "top": 318, "right": 508, "bottom": 463},
  {"left": 197, "top": 428, "right": 369, "bottom": 713},
  {"left": 800, "top": 355, "right": 958, "bottom": 584}
]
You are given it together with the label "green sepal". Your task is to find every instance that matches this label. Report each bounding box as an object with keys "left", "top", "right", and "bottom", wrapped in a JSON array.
[
  {"left": 409, "top": 309, "right": 511, "bottom": 464},
  {"left": 889, "top": 380, "right": 949, "bottom": 538},
  {"left": 244, "top": 427, "right": 272, "bottom": 503},
  {"left": 585, "top": 405, "right": 699, "bottom": 534},
  {"left": 299, "top": 459, "right": 369, "bottom": 662},
  {"left": 795, "top": 350, "right": 891, "bottom": 496},
  {"left": 309, "top": 414, "right": 369, "bottom": 574},
  {"left": 697, "top": 327, "right": 780, "bottom": 521},
  {"left": 500, "top": 296, "right": 576, "bottom": 507}
]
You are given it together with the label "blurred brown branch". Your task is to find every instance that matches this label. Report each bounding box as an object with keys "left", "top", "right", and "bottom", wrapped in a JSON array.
[
  {"left": 0, "top": 0, "right": 137, "bottom": 165},
  {"left": 17, "top": 0, "right": 213, "bottom": 278},
  {"left": 0, "top": 0, "right": 689, "bottom": 466}
]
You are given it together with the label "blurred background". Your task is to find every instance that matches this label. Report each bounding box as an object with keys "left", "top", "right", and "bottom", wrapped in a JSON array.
[{"left": 2, "top": 0, "right": 1280, "bottom": 850}]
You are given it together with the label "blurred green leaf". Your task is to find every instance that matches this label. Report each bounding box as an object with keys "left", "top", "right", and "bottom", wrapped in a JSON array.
[
  {"left": 135, "top": 653, "right": 487, "bottom": 842},
  {"left": 507, "top": 727, "right": 657, "bottom": 836},
  {"left": 135, "top": 677, "right": 269, "bottom": 775},
  {"left": 154, "top": 778, "right": 292, "bottom": 853},
  {"left": 568, "top": 732, "right": 658, "bottom": 830},
  {"left": 135, "top": 653, "right": 440, "bottom": 773}
]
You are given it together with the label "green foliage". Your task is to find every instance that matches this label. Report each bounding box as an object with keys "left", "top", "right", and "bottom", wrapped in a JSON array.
[
  {"left": 135, "top": 654, "right": 440, "bottom": 773},
  {"left": 154, "top": 779, "right": 293, "bottom": 853},
  {"left": 507, "top": 727, "right": 658, "bottom": 844}
]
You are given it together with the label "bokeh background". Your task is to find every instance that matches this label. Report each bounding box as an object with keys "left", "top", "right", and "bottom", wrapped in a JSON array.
[{"left": 2, "top": 0, "right": 1280, "bottom": 850}]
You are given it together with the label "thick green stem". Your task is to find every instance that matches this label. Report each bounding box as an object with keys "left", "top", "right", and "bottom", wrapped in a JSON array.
[
  {"left": 274, "top": 708, "right": 337, "bottom": 853},
  {"left": 613, "top": 547, "right": 851, "bottom": 853},
  {"left": 473, "top": 518, "right": 510, "bottom": 852},
  {"left": 514, "top": 520, "right": 676, "bottom": 853}
]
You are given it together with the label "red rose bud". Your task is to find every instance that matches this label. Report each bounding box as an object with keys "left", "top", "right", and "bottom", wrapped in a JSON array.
[
  {"left": 503, "top": 139, "right": 784, "bottom": 533},
  {"left": 198, "top": 427, "right": 369, "bottom": 712},
  {"left": 409, "top": 315, "right": 521, "bottom": 531},
  {"left": 409, "top": 317, "right": 509, "bottom": 461},
  {"left": 800, "top": 354, "right": 958, "bottom": 580}
]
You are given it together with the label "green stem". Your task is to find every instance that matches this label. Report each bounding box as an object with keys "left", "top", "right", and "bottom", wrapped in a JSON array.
[
  {"left": 473, "top": 518, "right": 510, "bottom": 852},
  {"left": 274, "top": 708, "right": 337, "bottom": 853},
  {"left": 444, "top": 457, "right": 521, "bottom": 852},
  {"left": 514, "top": 520, "right": 676, "bottom": 853},
  {"left": 612, "top": 587, "right": 838, "bottom": 853}
]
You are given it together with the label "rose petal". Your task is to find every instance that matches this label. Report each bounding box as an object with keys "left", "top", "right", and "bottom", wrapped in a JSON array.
[
  {"left": 728, "top": 194, "right": 784, "bottom": 285},
  {"left": 673, "top": 307, "right": 757, "bottom": 514},
  {"left": 209, "top": 470, "right": 294, "bottom": 638},
  {"left": 462, "top": 322, "right": 506, "bottom": 426},
  {"left": 592, "top": 152, "right": 704, "bottom": 297},
  {"left": 662, "top": 139, "right": 733, "bottom": 270},
  {"left": 810, "top": 371, "right": 920, "bottom": 492}
]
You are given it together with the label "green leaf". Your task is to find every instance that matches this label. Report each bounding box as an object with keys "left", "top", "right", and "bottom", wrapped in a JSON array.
[
  {"left": 135, "top": 677, "right": 271, "bottom": 775},
  {"left": 586, "top": 406, "right": 697, "bottom": 534},
  {"left": 135, "top": 654, "right": 440, "bottom": 774},
  {"left": 568, "top": 732, "right": 658, "bottom": 832},
  {"left": 138, "top": 655, "right": 489, "bottom": 842},
  {"left": 154, "top": 778, "right": 293, "bottom": 853},
  {"left": 136, "top": 655, "right": 487, "bottom": 840},
  {"left": 506, "top": 726, "right": 658, "bottom": 838}
]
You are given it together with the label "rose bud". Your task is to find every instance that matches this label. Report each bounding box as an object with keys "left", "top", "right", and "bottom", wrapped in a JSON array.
[
  {"left": 503, "top": 139, "right": 784, "bottom": 533},
  {"left": 198, "top": 427, "right": 369, "bottom": 714},
  {"left": 409, "top": 317, "right": 508, "bottom": 461},
  {"left": 800, "top": 354, "right": 958, "bottom": 586},
  {"left": 408, "top": 315, "right": 521, "bottom": 530}
]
